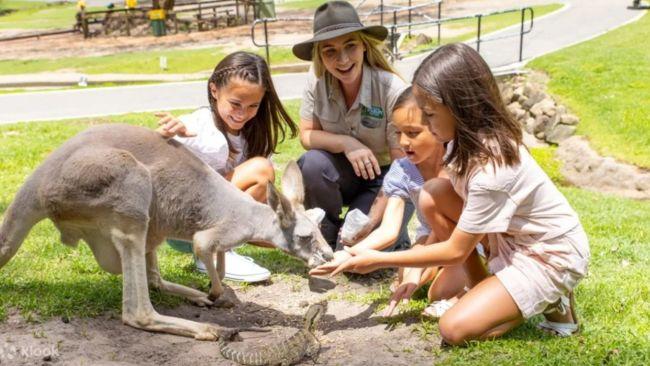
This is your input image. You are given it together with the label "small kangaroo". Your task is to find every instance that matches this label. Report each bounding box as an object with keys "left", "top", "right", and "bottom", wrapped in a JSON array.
[{"left": 0, "top": 123, "right": 333, "bottom": 341}]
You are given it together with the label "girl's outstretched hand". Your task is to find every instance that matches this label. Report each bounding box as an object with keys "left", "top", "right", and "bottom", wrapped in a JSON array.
[
  {"left": 308, "top": 250, "right": 352, "bottom": 276},
  {"left": 329, "top": 247, "right": 385, "bottom": 276},
  {"left": 383, "top": 268, "right": 422, "bottom": 317},
  {"left": 155, "top": 112, "right": 197, "bottom": 138}
]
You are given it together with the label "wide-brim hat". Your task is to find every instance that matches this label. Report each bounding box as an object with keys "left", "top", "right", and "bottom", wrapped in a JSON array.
[{"left": 292, "top": 1, "right": 388, "bottom": 61}]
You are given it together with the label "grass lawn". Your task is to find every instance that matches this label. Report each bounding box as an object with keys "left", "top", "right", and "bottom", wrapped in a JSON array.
[
  {"left": 402, "top": 3, "right": 563, "bottom": 55},
  {"left": 278, "top": 0, "right": 329, "bottom": 11},
  {"left": 0, "top": 45, "right": 301, "bottom": 75},
  {"left": 0, "top": 0, "right": 98, "bottom": 30},
  {"left": 529, "top": 12, "right": 650, "bottom": 168},
  {"left": 1, "top": 100, "right": 648, "bottom": 365}
]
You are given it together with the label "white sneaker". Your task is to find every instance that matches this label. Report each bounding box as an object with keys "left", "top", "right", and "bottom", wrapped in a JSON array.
[{"left": 194, "top": 251, "right": 271, "bottom": 283}]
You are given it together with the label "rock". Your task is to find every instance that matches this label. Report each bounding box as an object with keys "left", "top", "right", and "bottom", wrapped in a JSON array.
[
  {"left": 530, "top": 98, "right": 555, "bottom": 118},
  {"left": 544, "top": 105, "right": 557, "bottom": 117},
  {"left": 501, "top": 85, "right": 514, "bottom": 104},
  {"left": 522, "top": 90, "right": 544, "bottom": 109},
  {"left": 533, "top": 114, "right": 550, "bottom": 135},
  {"left": 507, "top": 101, "right": 525, "bottom": 121},
  {"left": 524, "top": 117, "right": 536, "bottom": 134},
  {"left": 523, "top": 83, "right": 538, "bottom": 98},
  {"left": 546, "top": 124, "right": 576, "bottom": 144},
  {"left": 636, "top": 176, "right": 650, "bottom": 191},
  {"left": 513, "top": 75, "right": 526, "bottom": 85},
  {"left": 560, "top": 113, "right": 580, "bottom": 125},
  {"left": 512, "top": 86, "right": 525, "bottom": 101},
  {"left": 556, "top": 136, "right": 650, "bottom": 199},
  {"left": 414, "top": 33, "right": 432, "bottom": 46}
]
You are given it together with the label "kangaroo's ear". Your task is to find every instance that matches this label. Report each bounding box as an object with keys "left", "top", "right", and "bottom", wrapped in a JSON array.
[
  {"left": 267, "top": 183, "right": 295, "bottom": 228},
  {"left": 281, "top": 160, "right": 305, "bottom": 207}
]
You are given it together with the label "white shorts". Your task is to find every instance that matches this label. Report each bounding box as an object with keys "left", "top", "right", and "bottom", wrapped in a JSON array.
[{"left": 488, "top": 225, "right": 590, "bottom": 319}]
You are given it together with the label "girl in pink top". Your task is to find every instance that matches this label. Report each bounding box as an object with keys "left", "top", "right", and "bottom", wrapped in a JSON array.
[{"left": 313, "top": 43, "right": 590, "bottom": 344}]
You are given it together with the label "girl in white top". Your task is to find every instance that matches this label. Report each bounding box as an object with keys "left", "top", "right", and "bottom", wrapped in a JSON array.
[
  {"left": 155, "top": 51, "right": 298, "bottom": 281},
  {"left": 315, "top": 44, "right": 590, "bottom": 344},
  {"left": 157, "top": 52, "right": 296, "bottom": 201}
]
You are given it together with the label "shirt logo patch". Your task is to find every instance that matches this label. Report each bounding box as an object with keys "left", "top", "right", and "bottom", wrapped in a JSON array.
[
  {"left": 361, "top": 118, "right": 382, "bottom": 128},
  {"left": 361, "top": 104, "right": 385, "bottom": 119}
]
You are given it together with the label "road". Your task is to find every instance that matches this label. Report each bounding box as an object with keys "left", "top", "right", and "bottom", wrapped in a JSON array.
[{"left": 0, "top": 0, "right": 644, "bottom": 124}]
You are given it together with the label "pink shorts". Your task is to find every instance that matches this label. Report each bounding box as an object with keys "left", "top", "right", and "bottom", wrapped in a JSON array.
[{"left": 488, "top": 225, "right": 590, "bottom": 319}]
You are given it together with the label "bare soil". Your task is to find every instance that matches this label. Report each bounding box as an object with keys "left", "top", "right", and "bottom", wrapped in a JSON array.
[{"left": 0, "top": 272, "right": 437, "bottom": 365}]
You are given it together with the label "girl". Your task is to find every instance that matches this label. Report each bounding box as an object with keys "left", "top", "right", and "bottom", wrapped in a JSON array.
[
  {"left": 293, "top": 1, "right": 412, "bottom": 250},
  {"left": 156, "top": 51, "right": 298, "bottom": 283},
  {"left": 315, "top": 43, "right": 590, "bottom": 344},
  {"left": 311, "top": 87, "right": 481, "bottom": 318}
]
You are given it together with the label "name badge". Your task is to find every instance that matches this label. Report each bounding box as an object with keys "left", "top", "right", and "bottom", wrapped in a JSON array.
[{"left": 361, "top": 104, "right": 385, "bottom": 119}]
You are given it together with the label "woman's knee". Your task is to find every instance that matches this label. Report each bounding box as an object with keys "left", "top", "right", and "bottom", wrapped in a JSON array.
[{"left": 297, "top": 150, "right": 335, "bottom": 183}]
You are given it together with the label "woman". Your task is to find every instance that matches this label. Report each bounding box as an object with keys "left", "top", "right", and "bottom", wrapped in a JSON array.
[{"left": 293, "top": 1, "right": 413, "bottom": 251}]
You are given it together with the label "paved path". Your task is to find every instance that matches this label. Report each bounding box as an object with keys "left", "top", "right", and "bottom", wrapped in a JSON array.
[{"left": 0, "top": 0, "right": 644, "bottom": 124}]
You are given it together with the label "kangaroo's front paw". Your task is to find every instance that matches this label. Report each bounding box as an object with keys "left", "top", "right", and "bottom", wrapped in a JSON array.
[
  {"left": 188, "top": 295, "right": 214, "bottom": 307},
  {"left": 211, "top": 298, "right": 235, "bottom": 308}
]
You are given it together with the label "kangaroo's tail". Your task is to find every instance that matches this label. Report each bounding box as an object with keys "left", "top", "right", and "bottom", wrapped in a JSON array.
[{"left": 0, "top": 177, "right": 47, "bottom": 268}]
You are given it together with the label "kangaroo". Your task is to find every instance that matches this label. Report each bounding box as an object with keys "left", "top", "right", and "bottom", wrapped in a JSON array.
[{"left": 0, "top": 123, "right": 333, "bottom": 341}]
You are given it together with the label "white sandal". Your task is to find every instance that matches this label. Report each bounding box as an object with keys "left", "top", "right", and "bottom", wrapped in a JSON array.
[
  {"left": 537, "top": 295, "right": 579, "bottom": 337},
  {"left": 422, "top": 299, "right": 454, "bottom": 319}
]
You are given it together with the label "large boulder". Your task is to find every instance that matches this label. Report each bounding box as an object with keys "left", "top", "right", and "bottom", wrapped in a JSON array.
[{"left": 556, "top": 136, "right": 650, "bottom": 199}]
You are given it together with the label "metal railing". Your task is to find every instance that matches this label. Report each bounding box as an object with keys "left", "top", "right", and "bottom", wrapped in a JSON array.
[
  {"left": 251, "top": 0, "right": 443, "bottom": 66},
  {"left": 386, "top": 7, "right": 535, "bottom": 62}
]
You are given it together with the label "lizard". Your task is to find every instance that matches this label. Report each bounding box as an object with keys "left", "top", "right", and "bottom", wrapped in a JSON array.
[{"left": 218, "top": 302, "right": 327, "bottom": 366}]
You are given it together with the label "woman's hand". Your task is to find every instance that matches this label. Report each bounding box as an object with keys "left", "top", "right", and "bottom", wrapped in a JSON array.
[
  {"left": 329, "top": 247, "right": 385, "bottom": 276},
  {"left": 383, "top": 268, "right": 423, "bottom": 317},
  {"left": 343, "top": 137, "right": 381, "bottom": 180},
  {"left": 155, "top": 112, "right": 197, "bottom": 138},
  {"left": 308, "top": 250, "right": 352, "bottom": 276}
]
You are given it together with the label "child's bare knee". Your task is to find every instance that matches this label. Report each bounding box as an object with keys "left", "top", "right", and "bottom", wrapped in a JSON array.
[
  {"left": 249, "top": 157, "right": 275, "bottom": 183},
  {"left": 439, "top": 313, "right": 469, "bottom": 346},
  {"left": 419, "top": 178, "right": 448, "bottom": 213}
]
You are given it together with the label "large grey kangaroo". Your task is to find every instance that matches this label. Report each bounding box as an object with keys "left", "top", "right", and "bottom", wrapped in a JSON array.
[{"left": 0, "top": 123, "right": 333, "bottom": 340}]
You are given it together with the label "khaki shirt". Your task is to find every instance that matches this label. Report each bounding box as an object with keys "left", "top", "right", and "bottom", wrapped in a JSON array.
[{"left": 300, "top": 63, "right": 408, "bottom": 167}]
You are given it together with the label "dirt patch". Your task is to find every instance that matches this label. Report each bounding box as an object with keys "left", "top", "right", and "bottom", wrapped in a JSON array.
[{"left": 0, "top": 273, "right": 436, "bottom": 365}]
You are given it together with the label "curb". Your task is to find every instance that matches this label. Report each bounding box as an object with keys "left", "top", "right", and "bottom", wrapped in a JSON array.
[{"left": 0, "top": 62, "right": 312, "bottom": 88}]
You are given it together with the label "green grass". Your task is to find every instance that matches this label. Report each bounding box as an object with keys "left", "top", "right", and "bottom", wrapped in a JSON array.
[
  {"left": 403, "top": 4, "right": 563, "bottom": 55},
  {"left": 529, "top": 12, "right": 650, "bottom": 168},
  {"left": 0, "top": 0, "right": 96, "bottom": 30},
  {"left": 278, "top": 0, "right": 329, "bottom": 11},
  {"left": 1, "top": 101, "right": 649, "bottom": 364},
  {"left": 0, "top": 45, "right": 301, "bottom": 75}
]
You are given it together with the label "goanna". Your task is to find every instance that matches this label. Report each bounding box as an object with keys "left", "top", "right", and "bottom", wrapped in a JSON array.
[{"left": 219, "top": 302, "right": 327, "bottom": 366}]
